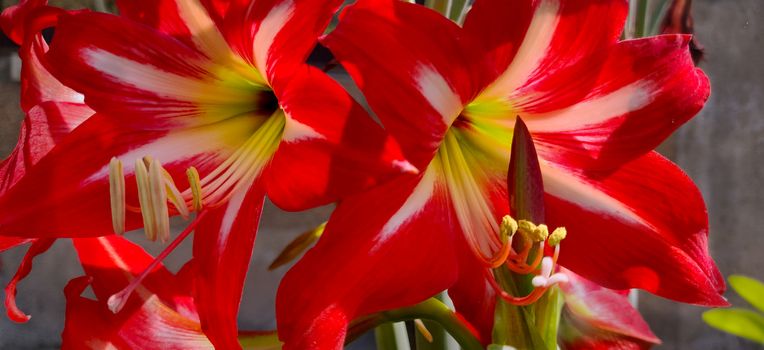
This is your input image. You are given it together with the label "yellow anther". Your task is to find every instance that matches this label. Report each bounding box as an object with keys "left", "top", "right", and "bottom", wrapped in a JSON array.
[
  {"left": 186, "top": 167, "right": 203, "bottom": 212},
  {"left": 148, "top": 159, "right": 170, "bottom": 243},
  {"left": 500, "top": 215, "right": 518, "bottom": 239},
  {"left": 134, "top": 158, "right": 156, "bottom": 241},
  {"left": 548, "top": 227, "right": 567, "bottom": 246},
  {"left": 108, "top": 157, "right": 125, "bottom": 235},
  {"left": 517, "top": 220, "right": 548, "bottom": 242}
]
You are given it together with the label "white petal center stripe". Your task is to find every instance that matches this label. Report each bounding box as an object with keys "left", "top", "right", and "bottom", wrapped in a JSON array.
[
  {"left": 524, "top": 81, "right": 653, "bottom": 132},
  {"left": 217, "top": 180, "right": 251, "bottom": 251},
  {"left": 378, "top": 164, "right": 438, "bottom": 240},
  {"left": 253, "top": 0, "right": 295, "bottom": 79},
  {"left": 541, "top": 161, "right": 653, "bottom": 229},
  {"left": 282, "top": 112, "right": 325, "bottom": 142},
  {"left": 176, "top": 0, "right": 232, "bottom": 62},
  {"left": 415, "top": 64, "right": 463, "bottom": 126},
  {"left": 83, "top": 49, "right": 254, "bottom": 107},
  {"left": 477, "top": 0, "right": 561, "bottom": 100},
  {"left": 83, "top": 116, "right": 259, "bottom": 185}
]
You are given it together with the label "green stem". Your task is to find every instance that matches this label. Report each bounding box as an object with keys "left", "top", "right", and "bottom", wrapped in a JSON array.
[
  {"left": 634, "top": 0, "right": 649, "bottom": 38},
  {"left": 375, "top": 322, "right": 411, "bottom": 350},
  {"left": 348, "top": 298, "right": 483, "bottom": 350},
  {"left": 238, "top": 331, "right": 282, "bottom": 350}
]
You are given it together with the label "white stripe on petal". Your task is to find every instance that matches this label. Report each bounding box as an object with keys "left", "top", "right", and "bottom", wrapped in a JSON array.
[
  {"left": 524, "top": 81, "right": 653, "bottom": 132},
  {"left": 478, "top": 0, "right": 561, "bottom": 99},
  {"left": 282, "top": 112, "right": 325, "bottom": 142},
  {"left": 176, "top": 0, "right": 232, "bottom": 61},
  {"left": 415, "top": 64, "right": 463, "bottom": 126},
  {"left": 541, "top": 161, "right": 652, "bottom": 228},
  {"left": 253, "top": 0, "right": 295, "bottom": 79},
  {"left": 378, "top": 165, "right": 438, "bottom": 242},
  {"left": 218, "top": 182, "right": 250, "bottom": 251},
  {"left": 84, "top": 49, "right": 253, "bottom": 106}
]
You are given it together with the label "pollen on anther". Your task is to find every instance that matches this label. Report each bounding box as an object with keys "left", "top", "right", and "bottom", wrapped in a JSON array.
[{"left": 108, "top": 157, "right": 126, "bottom": 235}]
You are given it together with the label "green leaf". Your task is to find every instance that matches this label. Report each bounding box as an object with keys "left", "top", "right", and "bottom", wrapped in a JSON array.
[
  {"left": 702, "top": 308, "right": 764, "bottom": 344},
  {"left": 729, "top": 275, "right": 764, "bottom": 313}
]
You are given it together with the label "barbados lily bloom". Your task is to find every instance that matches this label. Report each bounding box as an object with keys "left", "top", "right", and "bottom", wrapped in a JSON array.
[
  {"left": 558, "top": 270, "right": 661, "bottom": 350},
  {"left": 277, "top": 0, "right": 724, "bottom": 347},
  {"left": 0, "top": 0, "right": 411, "bottom": 348}
]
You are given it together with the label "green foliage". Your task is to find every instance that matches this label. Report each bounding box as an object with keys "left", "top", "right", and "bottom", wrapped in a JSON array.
[{"left": 703, "top": 275, "right": 764, "bottom": 345}]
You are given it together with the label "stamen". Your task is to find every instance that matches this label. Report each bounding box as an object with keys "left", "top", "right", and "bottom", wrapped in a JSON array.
[
  {"left": 187, "top": 167, "right": 203, "bottom": 212},
  {"left": 548, "top": 227, "right": 567, "bottom": 246},
  {"left": 134, "top": 158, "right": 157, "bottom": 241},
  {"left": 107, "top": 211, "right": 208, "bottom": 314},
  {"left": 161, "top": 168, "right": 189, "bottom": 219},
  {"left": 414, "top": 319, "right": 433, "bottom": 343},
  {"left": 108, "top": 157, "right": 126, "bottom": 235},
  {"left": 148, "top": 158, "right": 171, "bottom": 243}
]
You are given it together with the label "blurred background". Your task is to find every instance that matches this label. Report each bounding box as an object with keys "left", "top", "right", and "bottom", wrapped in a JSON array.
[{"left": 0, "top": 0, "right": 762, "bottom": 349}]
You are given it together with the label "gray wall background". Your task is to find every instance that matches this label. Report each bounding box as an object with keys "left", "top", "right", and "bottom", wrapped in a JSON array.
[{"left": 0, "top": 0, "right": 763, "bottom": 349}]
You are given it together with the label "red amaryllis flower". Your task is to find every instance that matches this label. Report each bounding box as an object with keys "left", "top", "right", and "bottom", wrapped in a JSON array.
[
  {"left": 559, "top": 269, "right": 661, "bottom": 350},
  {"left": 0, "top": 0, "right": 412, "bottom": 348},
  {"left": 276, "top": 0, "right": 724, "bottom": 347}
]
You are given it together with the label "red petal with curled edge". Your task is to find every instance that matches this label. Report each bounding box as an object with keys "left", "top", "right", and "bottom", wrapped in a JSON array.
[
  {"left": 321, "top": 0, "right": 492, "bottom": 169},
  {"left": 277, "top": 170, "right": 460, "bottom": 349},
  {"left": 4, "top": 238, "right": 55, "bottom": 322},
  {"left": 542, "top": 152, "right": 725, "bottom": 306},
  {"left": 559, "top": 269, "right": 660, "bottom": 350},
  {"left": 192, "top": 181, "right": 265, "bottom": 350},
  {"left": 529, "top": 35, "right": 710, "bottom": 169},
  {"left": 65, "top": 236, "right": 212, "bottom": 350},
  {"left": 0, "top": 112, "right": 254, "bottom": 238},
  {"left": 266, "top": 65, "right": 411, "bottom": 211},
  {"left": 0, "top": 0, "right": 46, "bottom": 44},
  {"left": 465, "top": 0, "right": 628, "bottom": 110}
]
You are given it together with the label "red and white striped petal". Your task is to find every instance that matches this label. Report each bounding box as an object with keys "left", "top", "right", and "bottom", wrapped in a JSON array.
[
  {"left": 266, "top": 65, "right": 411, "bottom": 211},
  {"left": 117, "top": 0, "right": 341, "bottom": 86},
  {"left": 542, "top": 152, "right": 726, "bottom": 306},
  {"left": 48, "top": 12, "right": 267, "bottom": 129},
  {"left": 277, "top": 169, "right": 461, "bottom": 349},
  {"left": 322, "top": 0, "right": 491, "bottom": 169},
  {"left": 528, "top": 35, "right": 710, "bottom": 169},
  {"left": 468, "top": 0, "right": 628, "bottom": 106},
  {"left": 0, "top": 112, "right": 260, "bottom": 238},
  {"left": 65, "top": 236, "right": 212, "bottom": 350},
  {"left": 192, "top": 181, "right": 265, "bottom": 350}
]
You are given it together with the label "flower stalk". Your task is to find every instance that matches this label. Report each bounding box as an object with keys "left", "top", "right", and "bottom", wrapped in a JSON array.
[{"left": 348, "top": 298, "right": 484, "bottom": 350}]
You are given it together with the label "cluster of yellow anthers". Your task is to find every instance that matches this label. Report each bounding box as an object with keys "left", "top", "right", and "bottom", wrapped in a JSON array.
[
  {"left": 108, "top": 156, "right": 203, "bottom": 242},
  {"left": 486, "top": 215, "right": 568, "bottom": 306}
]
